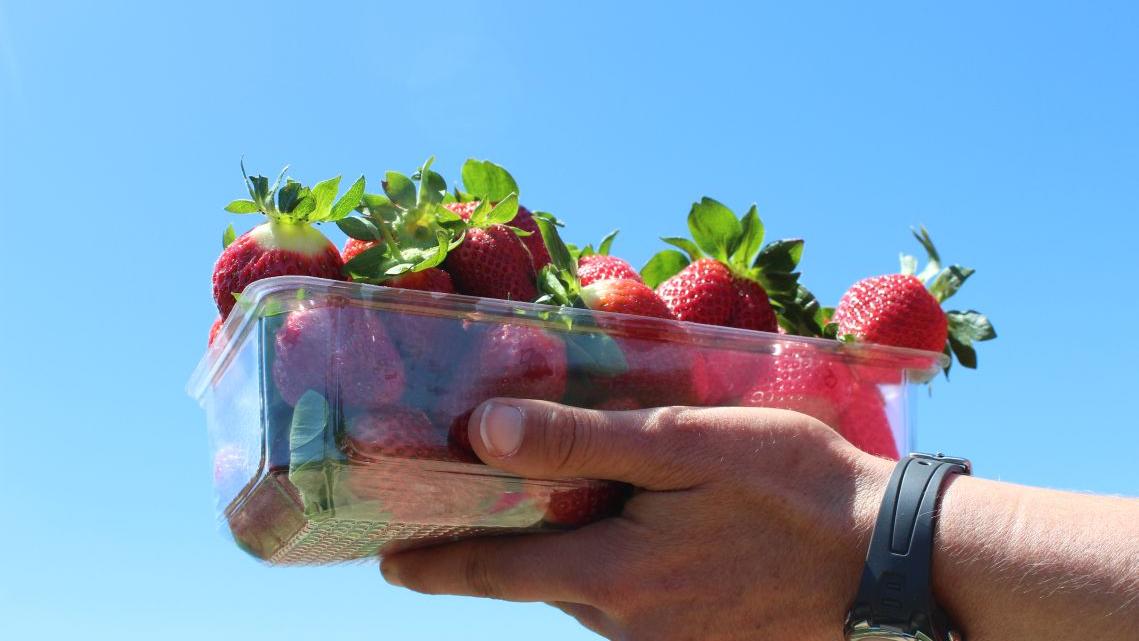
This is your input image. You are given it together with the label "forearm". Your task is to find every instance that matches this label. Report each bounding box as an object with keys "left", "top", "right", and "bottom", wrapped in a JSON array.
[{"left": 932, "top": 474, "right": 1139, "bottom": 640}]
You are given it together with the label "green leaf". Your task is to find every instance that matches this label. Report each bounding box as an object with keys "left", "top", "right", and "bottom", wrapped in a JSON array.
[
  {"left": 537, "top": 266, "right": 570, "bottom": 306},
  {"left": 661, "top": 237, "right": 702, "bottom": 261},
  {"left": 899, "top": 254, "right": 918, "bottom": 276},
  {"left": 276, "top": 180, "right": 306, "bottom": 213},
  {"left": 224, "top": 199, "right": 260, "bottom": 214},
  {"left": 307, "top": 176, "right": 342, "bottom": 221},
  {"left": 336, "top": 216, "right": 381, "bottom": 242},
  {"left": 222, "top": 224, "right": 236, "bottom": 249},
  {"left": 597, "top": 230, "right": 619, "bottom": 256},
  {"left": 289, "top": 390, "right": 330, "bottom": 470},
  {"left": 564, "top": 331, "right": 629, "bottom": 377},
  {"left": 343, "top": 244, "right": 390, "bottom": 279},
  {"left": 947, "top": 334, "right": 978, "bottom": 369},
  {"left": 483, "top": 193, "right": 520, "bottom": 225},
  {"left": 730, "top": 204, "right": 764, "bottom": 268},
  {"left": 640, "top": 250, "right": 690, "bottom": 288},
  {"left": 461, "top": 158, "right": 519, "bottom": 202},
  {"left": 383, "top": 171, "right": 416, "bottom": 209},
  {"left": 928, "top": 265, "right": 975, "bottom": 303},
  {"left": 687, "top": 197, "right": 741, "bottom": 261},
  {"left": 913, "top": 226, "right": 942, "bottom": 283},
  {"left": 946, "top": 310, "right": 997, "bottom": 342},
  {"left": 754, "top": 238, "right": 804, "bottom": 274},
  {"left": 411, "top": 230, "right": 454, "bottom": 271},
  {"left": 290, "top": 195, "right": 317, "bottom": 219},
  {"left": 329, "top": 176, "right": 365, "bottom": 222},
  {"left": 534, "top": 214, "right": 577, "bottom": 280}
]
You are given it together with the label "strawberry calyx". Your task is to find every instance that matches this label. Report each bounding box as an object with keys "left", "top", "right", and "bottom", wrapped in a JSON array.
[
  {"left": 898, "top": 226, "right": 996, "bottom": 373},
  {"left": 641, "top": 197, "right": 828, "bottom": 336},
  {"left": 337, "top": 157, "right": 464, "bottom": 284},
  {"left": 224, "top": 160, "right": 365, "bottom": 227},
  {"left": 568, "top": 229, "right": 620, "bottom": 261}
]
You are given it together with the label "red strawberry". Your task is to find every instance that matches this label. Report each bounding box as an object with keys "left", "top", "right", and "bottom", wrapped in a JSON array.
[
  {"left": 836, "top": 386, "right": 900, "bottom": 459},
  {"left": 208, "top": 316, "right": 223, "bottom": 347},
  {"left": 272, "top": 304, "right": 405, "bottom": 410},
  {"left": 738, "top": 349, "right": 854, "bottom": 429},
  {"left": 540, "top": 482, "right": 629, "bottom": 528},
  {"left": 833, "top": 274, "right": 947, "bottom": 353},
  {"left": 656, "top": 258, "right": 735, "bottom": 325},
  {"left": 728, "top": 277, "right": 778, "bottom": 332},
  {"left": 580, "top": 279, "right": 672, "bottom": 320},
  {"left": 831, "top": 228, "right": 995, "bottom": 373},
  {"left": 689, "top": 346, "right": 771, "bottom": 406},
  {"left": 341, "top": 407, "right": 451, "bottom": 461},
  {"left": 602, "top": 337, "right": 702, "bottom": 408},
  {"left": 442, "top": 211, "right": 538, "bottom": 301},
  {"left": 214, "top": 224, "right": 344, "bottom": 318},
  {"left": 214, "top": 168, "right": 363, "bottom": 318},
  {"left": 444, "top": 201, "right": 550, "bottom": 272},
  {"left": 341, "top": 237, "right": 378, "bottom": 263},
  {"left": 386, "top": 268, "right": 455, "bottom": 293},
  {"left": 578, "top": 254, "right": 641, "bottom": 287}
]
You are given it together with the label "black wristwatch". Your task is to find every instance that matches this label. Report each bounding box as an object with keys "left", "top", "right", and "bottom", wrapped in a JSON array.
[{"left": 845, "top": 452, "right": 971, "bottom": 641}]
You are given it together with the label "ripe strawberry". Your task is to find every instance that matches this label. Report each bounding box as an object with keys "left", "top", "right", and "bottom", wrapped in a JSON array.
[
  {"left": 272, "top": 304, "right": 405, "bottom": 410},
  {"left": 577, "top": 254, "right": 641, "bottom": 287},
  {"left": 689, "top": 346, "right": 771, "bottom": 406},
  {"left": 602, "top": 337, "right": 702, "bottom": 408},
  {"left": 656, "top": 258, "right": 735, "bottom": 325},
  {"left": 341, "top": 407, "right": 451, "bottom": 461},
  {"left": 540, "top": 482, "right": 629, "bottom": 528},
  {"left": 642, "top": 198, "right": 823, "bottom": 336},
  {"left": 214, "top": 167, "right": 364, "bottom": 318},
  {"left": 441, "top": 200, "right": 538, "bottom": 301},
  {"left": 341, "top": 237, "right": 377, "bottom": 263},
  {"left": 443, "top": 201, "right": 550, "bottom": 272},
  {"left": 831, "top": 227, "right": 995, "bottom": 374},
  {"left": 208, "top": 316, "right": 223, "bottom": 347},
  {"left": 836, "top": 386, "right": 899, "bottom": 460},
  {"left": 580, "top": 279, "right": 672, "bottom": 319},
  {"left": 738, "top": 349, "right": 855, "bottom": 429}
]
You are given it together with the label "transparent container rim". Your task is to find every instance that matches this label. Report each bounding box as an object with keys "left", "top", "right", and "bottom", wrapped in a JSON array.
[{"left": 187, "top": 275, "right": 950, "bottom": 401}]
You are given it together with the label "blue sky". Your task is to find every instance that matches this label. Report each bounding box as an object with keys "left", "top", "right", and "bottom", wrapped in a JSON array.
[{"left": 1, "top": 1, "right": 1137, "bottom": 638}]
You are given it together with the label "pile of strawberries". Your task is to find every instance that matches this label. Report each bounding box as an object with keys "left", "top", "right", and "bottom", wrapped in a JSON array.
[{"left": 208, "top": 158, "right": 995, "bottom": 527}]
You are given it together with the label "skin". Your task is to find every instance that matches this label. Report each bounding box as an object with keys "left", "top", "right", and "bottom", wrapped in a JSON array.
[{"left": 380, "top": 400, "right": 1139, "bottom": 640}]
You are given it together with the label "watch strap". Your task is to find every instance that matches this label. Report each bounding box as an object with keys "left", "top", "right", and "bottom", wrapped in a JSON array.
[{"left": 850, "top": 453, "right": 970, "bottom": 635}]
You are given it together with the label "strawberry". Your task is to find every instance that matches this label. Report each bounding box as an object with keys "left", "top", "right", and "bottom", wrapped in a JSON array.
[
  {"left": 385, "top": 268, "right": 454, "bottom": 293},
  {"left": 208, "top": 316, "right": 223, "bottom": 347},
  {"left": 441, "top": 200, "right": 538, "bottom": 301},
  {"left": 214, "top": 165, "right": 364, "bottom": 318},
  {"left": 738, "top": 349, "right": 855, "bottom": 429},
  {"left": 578, "top": 254, "right": 642, "bottom": 287},
  {"left": 453, "top": 159, "right": 551, "bottom": 272},
  {"left": 689, "top": 346, "right": 771, "bottom": 406},
  {"left": 656, "top": 258, "right": 736, "bottom": 325},
  {"left": 642, "top": 198, "right": 824, "bottom": 336},
  {"left": 341, "top": 406, "right": 451, "bottom": 461},
  {"left": 512, "top": 205, "right": 552, "bottom": 271},
  {"left": 540, "top": 482, "right": 629, "bottom": 528},
  {"left": 831, "top": 227, "right": 996, "bottom": 374},
  {"left": 579, "top": 279, "right": 672, "bottom": 320},
  {"left": 605, "top": 337, "right": 703, "bottom": 408},
  {"left": 341, "top": 237, "right": 377, "bottom": 263},
  {"left": 271, "top": 304, "right": 405, "bottom": 410},
  {"left": 471, "top": 323, "right": 568, "bottom": 402},
  {"left": 836, "top": 386, "right": 899, "bottom": 459}
]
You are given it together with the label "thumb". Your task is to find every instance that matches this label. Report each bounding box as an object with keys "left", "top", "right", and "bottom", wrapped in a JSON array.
[{"left": 466, "top": 399, "right": 704, "bottom": 490}]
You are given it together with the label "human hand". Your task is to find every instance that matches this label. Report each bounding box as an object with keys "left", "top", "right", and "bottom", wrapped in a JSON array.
[{"left": 380, "top": 399, "right": 893, "bottom": 640}]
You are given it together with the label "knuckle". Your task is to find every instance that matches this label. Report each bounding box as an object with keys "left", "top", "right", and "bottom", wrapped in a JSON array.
[
  {"left": 462, "top": 548, "right": 500, "bottom": 599},
  {"left": 541, "top": 406, "right": 596, "bottom": 476}
]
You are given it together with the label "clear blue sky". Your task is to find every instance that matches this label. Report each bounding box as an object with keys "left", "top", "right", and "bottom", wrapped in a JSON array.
[{"left": 1, "top": 1, "right": 1136, "bottom": 639}]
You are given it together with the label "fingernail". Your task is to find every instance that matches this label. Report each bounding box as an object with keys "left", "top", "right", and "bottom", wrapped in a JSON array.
[
  {"left": 380, "top": 560, "right": 403, "bottom": 587},
  {"left": 480, "top": 402, "right": 524, "bottom": 458}
]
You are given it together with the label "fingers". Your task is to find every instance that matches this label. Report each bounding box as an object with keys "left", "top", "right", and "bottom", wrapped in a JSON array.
[
  {"left": 467, "top": 399, "right": 708, "bottom": 490},
  {"left": 547, "top": 602, "right": 618, "bottom": 639},
  {"left": 381, "top": 530, "right": 609, "bottom": 604}
]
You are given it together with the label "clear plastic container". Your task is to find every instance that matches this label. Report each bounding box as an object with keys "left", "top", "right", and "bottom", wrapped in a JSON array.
[{"left": 187, "top": 276, "right": 945, "bottom": 565}]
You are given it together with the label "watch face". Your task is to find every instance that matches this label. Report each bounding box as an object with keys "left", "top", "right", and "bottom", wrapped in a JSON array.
[{"left": 846, "top": 622, "right": 937, "bottom": 641}]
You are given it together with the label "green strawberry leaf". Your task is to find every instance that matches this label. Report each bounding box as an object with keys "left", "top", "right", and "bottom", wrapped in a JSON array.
[
  {"left": 597, "top": 230, "right": 619, "bottom": 256},
  {"left": 343, "top": 243, "right": 391, "bottom": 279},
  {"left": 946, "top": 310, "right": 996, "bottom": 342},
  {"left": 731, "top": 204, "right": 764, "bottom": 268},
  {"left": 336, "top": 216, "right": 382, "bottom": 241},
  {"left": 276, "top": 179, "right": 307, "bottom": 214},
  {"left": 308, "top": 176, "right": 342, "bottom": 222},
  {"left": 290, "top": 195, "right": 317, "bottom": 220},
  {"left": 537, "top": 265, "right": 571, "bottom": 306},
  {"left": 534, "top": 213, "right": 577, "bottom": 280},
  {"left": 461, "top": 158, "right": 519, "bottom": 202},
  {"left": 410, "top": 230, "right": 455, "bottom": 271},
  {"left": 329, "top": 176, "right": 366, "bottom": 222},
  {"left": 640, "top": 249, "right": 690, "bottom": 288},
  {"left": 912, "top": 226, "right": 942, "bottom": 284},
  {"left": 947, "top": 334, "right": 978, "bottom": 369},
  {"left": 754, "top": 238, "right": 804, "bottom": 274},
  {"left": 383, "top": 171, "right": 416, "bottom": 210},
  {"left": 287, "top": 390, "right": 334, "bottom": 515},
  {"left": 483, "top": 193, "right": 519, "bottom": 225},
  {"left": 661, "top": 237, "right": 702, "bottom": 261},
  {"left": 688, "top": 197, "right": 741, "bottom": 262},
  {"left": 222, "top": 224, "right": 236, "bottom": 249},
  {"left": 564, "top": 331, "right": 629, "bottom": 377},
  {"left": 928, "top": 265, "right": 975, "bottom": 303},
  {"left": 224, "top": 199, "right": 260, "bottom": 214}
]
